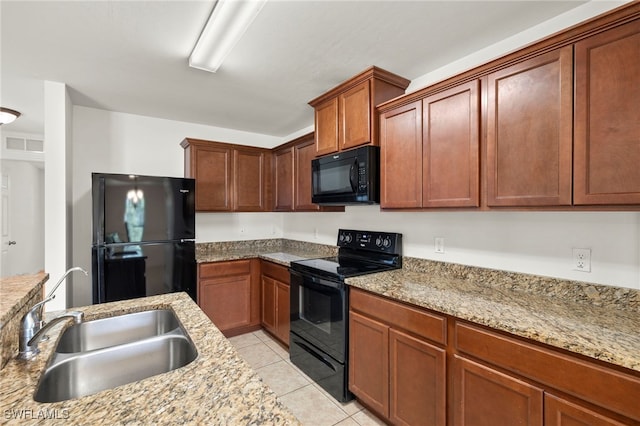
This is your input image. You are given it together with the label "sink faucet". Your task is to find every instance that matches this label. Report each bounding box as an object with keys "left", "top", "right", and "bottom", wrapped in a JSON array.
[
  {"left": 17, "top": 267, "right": 88, "bottom": 360},
  {"left": 18, "top": 311, "right": 84, "bottom": 359}
]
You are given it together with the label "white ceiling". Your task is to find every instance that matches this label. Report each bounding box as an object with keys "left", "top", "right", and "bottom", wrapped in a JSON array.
[{"left": 0, "top": 1, "right": 597, "bottom": 138}]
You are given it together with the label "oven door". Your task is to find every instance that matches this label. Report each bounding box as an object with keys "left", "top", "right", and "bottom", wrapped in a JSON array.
[{"left": 289, "top": 269, "right": 347, "bottom": 363}]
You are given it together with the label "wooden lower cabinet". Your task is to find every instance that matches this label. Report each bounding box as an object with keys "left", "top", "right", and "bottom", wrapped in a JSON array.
[
  {"left": 453, "top": 321, "right": 640, "bottom": 425},
  {"left": 350, "top": 288, "right": 639, "bottom": 425},
  {"left": 349, "top": 288, "right": 446, "bottom": 426},
  {"left": 260, "top": 260, "right": 290, "bottom": 346},
  {"left": 453, "top": 355, "right": 543, "bottom": 426},
  {"left": 197, "top": 259, "right": 260, "bottom": 337},
  {"left": 545, "top": 394, "right": 628, "bottom": 426}
]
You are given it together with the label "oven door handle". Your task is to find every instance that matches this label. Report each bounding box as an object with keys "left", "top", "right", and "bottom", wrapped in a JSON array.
[
  {"left": 294, "top": 341, "right": 337, "bottom": 372},
  {"left": 289, "top": 269, "right": 344, "bottom": 290}
]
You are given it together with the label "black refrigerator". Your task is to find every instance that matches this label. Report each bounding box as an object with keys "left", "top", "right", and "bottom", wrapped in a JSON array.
[{"left": 91, "top": 173, "right": 196, "bottom": 304}]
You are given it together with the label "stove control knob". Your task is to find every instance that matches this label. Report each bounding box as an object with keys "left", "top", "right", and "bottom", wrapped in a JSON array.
[
  {"left": 383, "top": 237, "right": 392, "bottom": 248},
  {"left": 375, "top": 236, "right": 383, "bottom": 247},
  {"left": 344, "top": 233, "right": 353, "bottom": 243},
  {"left": 339, "top": 234, "right": 345, "bottom": 242}
]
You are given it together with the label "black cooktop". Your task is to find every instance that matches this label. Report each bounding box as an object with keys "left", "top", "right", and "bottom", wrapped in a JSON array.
[
  {"left": 290, "top": 229, "right": 403, "bottom": 281},
  {"left": 290, "top": 256, "right": 398, "bottom": 280}
]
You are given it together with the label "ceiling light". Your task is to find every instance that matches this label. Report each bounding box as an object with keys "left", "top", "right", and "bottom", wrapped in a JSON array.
[
  {"left": 189, "top": 0, "right": 267, "bottom": 73},
  {"left": 0, "top": 107, "right": 21, "bottom": 125}
]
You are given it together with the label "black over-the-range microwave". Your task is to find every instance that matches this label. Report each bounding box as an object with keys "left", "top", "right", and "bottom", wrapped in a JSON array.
[{"left": 312, "top": 145, "right": 379, "bottom": 205}]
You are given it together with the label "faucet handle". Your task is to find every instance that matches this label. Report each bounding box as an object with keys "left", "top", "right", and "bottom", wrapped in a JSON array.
[{"left": 21, "top": 299, "right": 49, "bottom": 331}]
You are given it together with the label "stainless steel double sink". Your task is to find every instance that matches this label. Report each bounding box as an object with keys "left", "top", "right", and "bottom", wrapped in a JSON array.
[{"left": 34, "top": 309, "right": 198, "bottom": 403}]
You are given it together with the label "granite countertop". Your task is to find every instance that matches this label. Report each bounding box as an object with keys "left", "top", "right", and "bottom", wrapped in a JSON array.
[
  {"left": 0, "top": 272, "right": 47, "bottom": 328},
  {"left": 0, "top": 293, "right": 300, "bottom": 425},
  {"left": 346, "top": 268, "right": 640, "bottom": 373},
  {"left": 196, "top": 239, "right": 337, "bottom": 267}
]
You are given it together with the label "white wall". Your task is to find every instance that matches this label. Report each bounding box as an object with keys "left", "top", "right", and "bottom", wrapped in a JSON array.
[
  {"left": 283, "top": 207, "right": 640, "bottom": 290},
  {"left": 44, "top": 81, "right": 73, "bottom": 311},
  {"left": 70, "top": 106, "right": 283, "bottom": 307}
]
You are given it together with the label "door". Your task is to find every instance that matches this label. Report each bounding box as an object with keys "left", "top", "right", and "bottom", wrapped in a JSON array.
[
  {"left": 234, "top": 149, "right": 268, "bottom": 211},
  {"left": 486, "top": 46, "right": 573, "bottom": 207},
  {"left": 294, "top": 136, "right": 320, "bottom": 211},
  {"left": 380, "top": 100, "right": 422, "bottom": 208},
  {"left": 94, "top": 241, "right": 196, "bottom": 304},
  {"left": 341, "top": 80, "right": 371, "bottom": 150},
  {"left": 273, "top": 146, "right": 294, "bottom": 211},
  {"left": 453, "top": 355, "right": 543, "bottom": 426},
  {"left": 574, "top": 20, "right": 640, "bottom": 205},
  {"left": 289, "top": 270, "right": 347, "bottom": 362},
  {"left": 423, "top": 80, "right": 480, "bottom": 208},
  {"left": 349, "top": 311, "right": 390, "bottom": 418},
  {"left": 0, "top": 160, "right": 45, "bottom": 277},
  {"left": 390, "top": 328, "right": 446, "bottom": 426},
  {"left": 315, "top": 97, "right": 339, "bottom": 156}
]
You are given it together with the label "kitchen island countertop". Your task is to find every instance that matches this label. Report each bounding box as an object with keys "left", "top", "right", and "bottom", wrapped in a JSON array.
[{"left": 0, "top": 292, "right": 300, "bottom": 425}]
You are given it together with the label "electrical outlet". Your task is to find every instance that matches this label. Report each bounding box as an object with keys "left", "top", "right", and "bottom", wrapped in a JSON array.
[
  {"left": 435, "top": 237, "right": 445, "bottom": 254},
  {"left": 240, "top": 227, "right": 245, "bottom": 234},
  {"left": 573, "top": 248, "right": 591, "bottom": 272}
]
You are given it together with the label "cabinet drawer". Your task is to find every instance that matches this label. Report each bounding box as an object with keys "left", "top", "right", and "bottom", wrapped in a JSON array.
[
  {"left": 199, "top": 260, "right": 252, "bottom": 278},
  {"left": 455, "top": 321, "right": 640, "bottom": 422},
  {"left": 350, "top": 288, "right": 446, "bottom": 345},
  {"left": 261, "top": 260, "right": 290, "bottom": 284}
]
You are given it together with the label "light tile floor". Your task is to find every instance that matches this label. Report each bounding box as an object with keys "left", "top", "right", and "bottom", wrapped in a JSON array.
[{"left": 229, "top": 330, "right": 386, "bottom": 426}]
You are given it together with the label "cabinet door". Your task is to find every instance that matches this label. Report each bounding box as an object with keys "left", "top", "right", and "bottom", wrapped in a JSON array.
[
  {"left": 193, "top": 145, "right": 233, "bottom": 211},
  {"left": 545, "top": 394, "right": 628, "bottom": 426},
  {"left": 453, "top": 355, "right": 543, "bottom": 426},
  {"left": 349, "top": 311, "right": 390, "bottom": 418},
  {"left": 315, "top": 97, "right": 339, "bottom": 156},
  {"left": 294, "top": 137, "right": 320, "bottom": 211},
  {"left": 380, "top": 100, "right": 423, "bottom": 208},
  {"left": 234, "top": 149, "right": 268, "bottom": 211},
  {"left": 276, "top": 281, "right": 290, "bottom": 345},
  {"left": 423, "top": 81, "right": 480, "bottom": 208},
  {"left": 261, "top": 275, "right": 277, "bottom": 334},
  {"left": 486, "top": 46, "right": 573, "bottom": 207},
  {"left": 274, "top": 147, "right": 294, "bottom": 211},
  {"left": 199, "top": 275, "right": 252, "bottom": 332},
  {"left": 389, "top": 329, "right": 446, "bottom": 426},
  {"left": 341, "top": 80, "right": 371, "bottom": 150},
  {"left": 574, "top": 20, "right": 640, "bottom": 205}
]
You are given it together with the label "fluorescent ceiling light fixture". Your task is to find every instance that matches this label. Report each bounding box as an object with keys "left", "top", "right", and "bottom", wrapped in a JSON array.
[
  {"left": 0, "top": 107, "right": 21, "bottom": 125},
  {"left": 189, "top": 0, "right": 267, "bottom": 73}
]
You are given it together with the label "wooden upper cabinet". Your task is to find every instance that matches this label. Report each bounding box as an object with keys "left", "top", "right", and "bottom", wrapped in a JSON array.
[
  {"left": 182, "top": 140, "right": 233, "bottom": 211},
  {"left": 423, "top": 80, "right": 480, "bottom": 208},
  {"left": 310, "top": 66, "right": 410, "bottom": 156},
  {"left": 380, "top": 100, "right": 423, "bottom": 208},
  {"left": 341, "top": 81, "right": 371, "bottom": 150},
  {"left": 314, "top": 98, "right": 340, "bottom": 156},
  {"left": 273, "top": 146, "right": 294, "bottom": 211},
  {"left": 272, "top": 132, "right": 343, "bottom": 212},
  {"left": 486, "top": 46, "right": 573, "bottom": 207},
  {"left": 234, "top": 148, "right": 269, "bottom": 211},
  {"left": 574, "top": 20, "right": 640, "bottom": 205},
  {"left": 380, "top": 80, "right": 480, "bottom": 209},
  {"left": 294, "top": 136, "right": 320, "bottom": 211},
  {"left": 181, "top": 138, "right": 269, "bottom": 212}
]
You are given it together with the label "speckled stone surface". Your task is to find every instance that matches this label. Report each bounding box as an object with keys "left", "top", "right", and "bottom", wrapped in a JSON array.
[
  {"left": 196, "top": 239, "right": 337, "bottom": 265},
  {"left": 0, "top": 273, "right": 47, "bottom": 369},
  {"left": 346, "top": 257, "right": 640, "bottom": 373},
  {"left": 0, "top": 293, "right": 300, "bottom": 425}
]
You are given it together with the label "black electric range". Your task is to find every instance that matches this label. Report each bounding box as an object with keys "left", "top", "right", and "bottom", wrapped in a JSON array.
[{"left": 289, "top": 229, "right": 402, "bottom": 402}]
